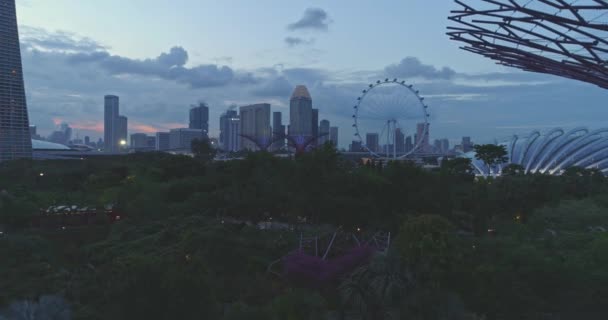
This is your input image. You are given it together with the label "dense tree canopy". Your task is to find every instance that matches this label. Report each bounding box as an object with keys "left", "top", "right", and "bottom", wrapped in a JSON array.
[{"left": 1, "top": 147, "right": 607, "bottom": 319}]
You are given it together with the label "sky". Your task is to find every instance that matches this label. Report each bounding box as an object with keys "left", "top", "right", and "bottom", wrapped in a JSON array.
[{"left": 14, "top": 0, "right": 608, "bottom": 148}]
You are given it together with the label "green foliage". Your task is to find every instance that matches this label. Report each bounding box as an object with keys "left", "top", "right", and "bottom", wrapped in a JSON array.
[
  {"left": 191, "top": 138, "right": 217, "bottom": 164},
  {"left": 474, "top": 144, "right": 508, "bottom": 173},
  {"left": 1, "top": 151, "right": 608, "bottom": 319},
  {"left": 396, "top": 215, "right": 459, "bottom": 284}
]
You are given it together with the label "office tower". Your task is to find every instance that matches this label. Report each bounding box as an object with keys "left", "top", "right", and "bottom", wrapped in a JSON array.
[
  {"left": 312, "top": 108, "right": 319, "bottom": 145},
  {"left": 462, "top": 136, "right": 473, "bottom": 153},
  {"left": 441, "top": 139, "right": 450, "bottom": 153},
  {"left": 272, "top": 111, "right": 285, "bottom": 151},
  {"left": 366, "top": 133, "right": 380, "bottom": 153},
  {"left": 156, "top": 132, "right": 170, "bottom": 151},
  {"left": 220, "top": 108, "right": 238, "bottom": 150},
  {"left": 289, "top": 85, "right": 313, "bottom": 138},
  {"left": 104, "top": 95, "right": 119, "bottom": 152},
  {"left": 117, "top": 115, "right": 128, "bottom": 150},
  {"left": 434, "top": 139, "right": 442, "bottom": 153},
  {"left": 169, "top": 128, "right": 204, "bottom": 150},
  {"left": 350, "top": 141, "right": 363, "bottom": 152},
  {"left": 84, "top": 136, "right": 90, "bottom": 145},
  {"left": 60, "top": 123, "right": 72, "bottom": 143},
  {"left": 225, "top": 118, "right": 241, "bottom": 152},
  {"left": 48, "top": 123, "right": 72, "bottom": 145},
  {"left": 330, "top": 127, "right": 338, "bottom": 147},
  {"left": 319, "top": 120, "right": 330, "bottom": 145},
  {"left": 130, "top": 133, "right": 148, "bottom": 149},
  {"left": 0, "top": 0, "right": 32, "bottom": 161},
  {"left": 240, "top": 103, "right": 271, "bottom": 151},
  {"left": 405, "top": 136, "right": 413, "bottom": 153},
  {"left": 29, "top": 125, "right": 36, "bottom": 137},
  {"left": 416, "top": 122, "right": 430, "bottom": 152},
  {"left": 394, "top": 128, "right": 404, "bottom": 154},
  {"left": 189, "top": 102, "right": 209, "bottom": 136}
]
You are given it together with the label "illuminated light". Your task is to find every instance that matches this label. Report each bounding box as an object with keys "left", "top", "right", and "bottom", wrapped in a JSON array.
[
  {"left": 185, "top": 254, "right": 191, "bottom": 261},
  {"left": 119, "top": 140, "right": 127, "bottom": 146},
  {"left": 61, "top": 226, "right": 66, "bottom": 230},
  {"left": 115, "top": 215, "right": 121, "bottom": 220},
  {"left": 39, "top": 173, "right": 45, "bottom": 177},
  {"left": 356, "top": 227, "right": 361, "bottom": 232}
]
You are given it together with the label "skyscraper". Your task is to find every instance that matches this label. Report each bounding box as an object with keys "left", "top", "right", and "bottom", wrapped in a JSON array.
[
  {"left": 319, "top": 120, "right": 330, "bottom": 145},
  {"left": 311, "top": 108, "right": 319, "bottom": 145},
  {"left": 0, "top": 0, "right": 32, "bottom": 161},
  {"left": 220, "top": 108, "right": 238, "bottom": 150},
  {"left": 462, "top": 136, "right": 473, "bottom": 153},
  {"left": 226, "top": 118, "right": 241, "bottom": 152},
  {"left": 156, "top": 132, "right": 170, "bottom": 151},
  {"left": 272, "top": 111, "right": 285, "bottom": 151},
  {"left": 189, "top": 102, "right": 209, "bottom": 136},
  {"left": 130, "top": 133, "right": 149, "bottom": 150},
  {"left": 350, "top": 141, "right": 363, "bottom": 152},
  {"left": 329, "top": 127, "right": 338, "bottom": 147},
  {"left": 104, "top": 95, "right": 120, "bottom": 153},
  {"left": 416, "top": 122, "right": 430, "bottom": 153},
  {"left": 405, "top": 136, "right": 413, "bottom": 153},
  {"left": 240, "top": 103, "right": 271, "bottom": 151},
  {"left": 395, "top": 128, "right": 405, "bottom": 153},
  {"left": 441, "top": 138, "right": 450, "bottom": 154},
  {"left": 366, "top": 133, "right": 380, "bottom": 153},
  {"left": 169, "top": 128, "right": 204, "bottom": 150},
  {"left": 289, "top": 85, "right": 313, "bottom": 138}
]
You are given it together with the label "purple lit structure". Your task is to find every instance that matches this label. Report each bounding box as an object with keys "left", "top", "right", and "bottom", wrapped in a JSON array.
[{"left": 269, "top": 229, "right": 391, "bottom": 288}]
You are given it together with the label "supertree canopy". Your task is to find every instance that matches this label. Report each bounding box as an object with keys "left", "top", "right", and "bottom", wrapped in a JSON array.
[{"left": 448, "top": 0, "right": 608, "bottom": 89}]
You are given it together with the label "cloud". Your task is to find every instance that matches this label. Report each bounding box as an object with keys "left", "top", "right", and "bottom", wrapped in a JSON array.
[
  {"left": 285, "top": 37, "right": 315, "bottom": 47},
  {"left": 251, "top": 76, "right": 293, "bottom": 97},
  {"left": 67, "top": 46, "right": 235, "bottom": 88},
  {"left": 287, "top": 8, "right": 331, "bottom": 32},
  {"left": 385, "top": 57, "right": 456, "bottom": 80},
  {"left": 20, "top": 26, "right": 107, "bottom": 53}
]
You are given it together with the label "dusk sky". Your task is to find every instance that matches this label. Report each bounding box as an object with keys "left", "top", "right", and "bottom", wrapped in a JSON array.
[{"left": 15, "top": 0, "right": 608, "bottom": 147}]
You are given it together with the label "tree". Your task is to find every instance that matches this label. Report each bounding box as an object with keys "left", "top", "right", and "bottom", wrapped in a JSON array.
[
  {"left": 440, "top": 158, "right": 474, "bottom": 177},
  {"left": 191, "top": 138, "right": 217, "bottom": 164},
  {"left": 473, "top": 144, "right": 508, "bottom": 176}
]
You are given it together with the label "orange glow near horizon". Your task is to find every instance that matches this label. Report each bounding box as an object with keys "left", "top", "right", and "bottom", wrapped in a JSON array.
[{"left": 47, "top": 118, "right": 186, "bottom": 136}]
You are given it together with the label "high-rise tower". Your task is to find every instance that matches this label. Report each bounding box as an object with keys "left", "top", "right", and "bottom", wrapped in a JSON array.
[
  {"left": 104, "top": 95, "right": 119, "bottom": 153},
  {"left": 289, "top": 85, "right": 312, "bottom": 138},
  {"left": 0, "top": 0, "right": 32, "bottom": 160},
  {"left": 189, "top": 102, "right": 209, "bottom": 136}
]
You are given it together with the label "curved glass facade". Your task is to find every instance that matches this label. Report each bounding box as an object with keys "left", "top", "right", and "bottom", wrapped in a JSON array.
[{"left": 463, "top": 127, "right": 608, "bottom": 176}]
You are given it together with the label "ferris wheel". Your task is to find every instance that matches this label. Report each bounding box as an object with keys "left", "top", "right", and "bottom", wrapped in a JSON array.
[{"left": 353, "top": 79, "right": 430, "bottom": 159}]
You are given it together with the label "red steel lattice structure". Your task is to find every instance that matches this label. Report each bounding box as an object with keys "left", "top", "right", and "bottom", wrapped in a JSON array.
[{"left": 448, "top": 0, "right": 608, "bottom": 89}]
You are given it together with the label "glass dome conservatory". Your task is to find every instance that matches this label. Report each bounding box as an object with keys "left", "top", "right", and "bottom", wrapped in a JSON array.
[{"left": 463, "top": 127, "right": 608, "bottom": 176}]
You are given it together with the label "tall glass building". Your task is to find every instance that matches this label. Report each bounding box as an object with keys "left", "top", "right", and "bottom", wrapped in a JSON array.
[
  {"left": 289, "top": 85, "right": 312, "bottom": 138},
  {"left": 189, "top": 102, "right": 209, "bottom": 136},
  {"left": 0, "top": 0, "right": 33, "bottom": 161},
  {"left": 104, "top": 95, "right": 119, "bottom": 153}
]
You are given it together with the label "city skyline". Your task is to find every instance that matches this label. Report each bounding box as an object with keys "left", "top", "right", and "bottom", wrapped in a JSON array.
[{"left": 13, "top": 1, "right": 608, "bottom": 148}]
